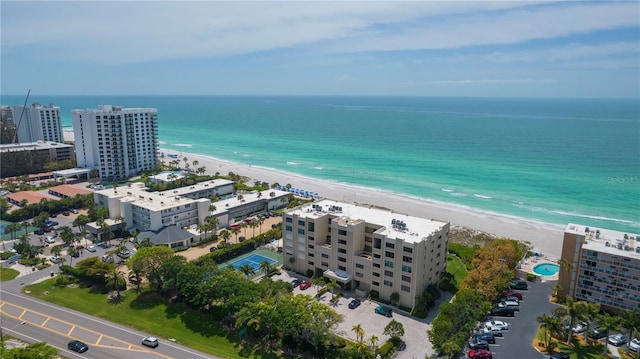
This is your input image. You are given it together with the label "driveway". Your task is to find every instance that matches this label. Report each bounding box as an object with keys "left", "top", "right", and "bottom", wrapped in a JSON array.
[{"left": 273, "top": 271, "right": 452, "bottom": 359}]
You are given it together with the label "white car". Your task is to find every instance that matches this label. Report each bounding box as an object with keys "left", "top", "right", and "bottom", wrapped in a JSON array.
[
  {"left": 485, "top": 320, "right": 509, "bottom": 330},
  {"left": 630, "top": 338, "right": 640, "bottom": 351},
  {"left": 49, "top": 256, "right": 61, "bottom": 263},
  {"left": 499, "top": 299, "right": 519, "bottom": 306},
  {"left": 483, "top": 326, "right": 503, "bottom": 337},
  {"left": 87, "top": 245, "right": 97, "bottom": 252},
  {"left": 44, "top": 236, "right": 56, "bottom": 244},
  {"left": 141, "top": 336, "right": 159, "bottom": 348}
]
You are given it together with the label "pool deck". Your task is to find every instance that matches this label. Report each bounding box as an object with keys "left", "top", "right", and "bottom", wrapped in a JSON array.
[{"left": 518, "top": 256, "right": 559, "bottom": 282}]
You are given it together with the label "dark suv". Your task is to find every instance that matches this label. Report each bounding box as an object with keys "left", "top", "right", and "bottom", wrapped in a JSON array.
[
  {"left": 509, "top": 280, "right": 528, "bottom": 290},
  {"left": 468, "top": 336, "right": 490, "bottom": 350},
  {"left": 491, "top": 306, "right": 515, "bottom": 317},
  {"left": 474, "top": 332, "right": 496, "bottom": 344}
]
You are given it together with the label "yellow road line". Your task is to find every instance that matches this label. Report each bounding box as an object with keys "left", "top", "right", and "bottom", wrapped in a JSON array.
[
  {"left": 41, "top": 317, "right": 51, "bottom": 327},
  {"left": 0, "top": 301, "right": 172, "bottom": 359}
]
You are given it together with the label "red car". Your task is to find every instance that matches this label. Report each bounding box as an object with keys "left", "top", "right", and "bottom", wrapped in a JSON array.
[
  {"left": 299, "top": 280, "right": 312, "bottom": 290},
  {"left": 502, "top": 290, "right": 523, "bottom": 300},
  {"left": 468, "top": 349, "right": 492, "bottom": 359},
  {"left": 43, "top": 226, "right": 52, "bottom": 233}
]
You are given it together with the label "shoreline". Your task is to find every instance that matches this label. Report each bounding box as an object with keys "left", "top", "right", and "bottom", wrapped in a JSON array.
[{"left": 160, "top": 147, "right": 565, "bottom": 258}]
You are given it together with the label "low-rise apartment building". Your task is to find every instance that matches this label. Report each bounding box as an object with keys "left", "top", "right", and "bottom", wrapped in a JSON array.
[
  {"left": 559, "top": 223, "right": 640, "bottom": 313},
  {"left": 94, "top": 180, "right": 291, "bottom": 234},
  {"left": 283, "top": 200, "right": 449, "bottom": 309}
]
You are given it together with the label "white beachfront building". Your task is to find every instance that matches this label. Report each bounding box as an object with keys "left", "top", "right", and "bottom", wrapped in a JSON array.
[
  {"left": 71, "top": 105, "right": 159, "bottom": 180},
  {"left": 283, "top": 200, "right": 450, "bottom": 309},
  {"left": 92, "top": 180, "right": 291, "bottom": 247},
  {"left": 9, "top": 103, "right": 64, "bottom": 143}
]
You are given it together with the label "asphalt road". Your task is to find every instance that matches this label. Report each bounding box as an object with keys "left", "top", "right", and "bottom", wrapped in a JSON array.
[{"left": 1, "top": 265, "right": 219, "bottom": 359}]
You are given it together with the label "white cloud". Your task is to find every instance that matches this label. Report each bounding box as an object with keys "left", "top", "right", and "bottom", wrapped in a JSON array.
[
  {"left": 422, "top": 78, "right": 556, "bottom": 85},
  {"left": 5, "top": 1, "right": 630, "bottom": 65}
]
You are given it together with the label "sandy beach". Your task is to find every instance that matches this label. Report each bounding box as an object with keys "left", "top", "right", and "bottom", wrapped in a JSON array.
[{"left": 160, "top": 147, "right": 565, "bottom": 258}]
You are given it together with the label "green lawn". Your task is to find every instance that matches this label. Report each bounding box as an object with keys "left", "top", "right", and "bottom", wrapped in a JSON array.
[
  {"left": 23, "top": 279, "right": 277, "bottom": 359},
  {"left": 0, "top": 267, "right": 20, "bottom": 281},
  {"left": 446, "top": 254, "right": 468, "bottom": 285},
  {"left": 535, "top": 326, "right": 611, "bottom": 358}
]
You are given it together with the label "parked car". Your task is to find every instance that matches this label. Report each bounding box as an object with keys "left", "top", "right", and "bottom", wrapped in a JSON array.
[
  {"left": 209, "top": 246, "right": 218, "bottom": 252},
  {"left": 290, "top": 279, "right": 300, "bottom": 288},
  {"left": 502, "top": 295, "right": 520, "bottom": 303},
  {"left": 474, "top": 332, "right": 496, "bottom": 344},
  {"left": 101, "top": 255, "right": 114, "bottom": 263},
  {"left": 550, "top": 353, "right": 570, "bottom": 359},
  {"left": 67, "top": 340, "right": 88, "bottom": 353},
  {"left": 502, "top": 290, "right": 523, "bottom": 300},
  {"left": 608, "top": 333, "right": 627, "bottom": 346},
  {"left": 117, "top": 250, "right": 131, "bottom": 259},
  {"left": 467, "top": 349, "right": 492, "bottom": 359},
  {"left": 629, "top": 338, "right": 640, "bottom": 351},
  {"left": 375, "top": 305, "right": 393, "bottom": 317},
  {"left": 71, "top": 208, "right": 79, "bottom": 214},
  {"left": 43, "top": 227, "right": 52, "bottom": 233},
  {"left": 87, "top": 245, "right": 97, "bottom": 253},
  {"left": 588, "top": 327, "right": 607, "bottom": 340},
  {"left": 141, "top": 336, "right": 159, "bottom": 348},
  {"left": 509, "top": 280, "right": 528, "bottom": 290},
  {"left": 49, "top": 256, "right": 61, "bottom": 263},
  {"left": 497, "top": 300, "right": 520, "bottom": 311},
  {"left": 299, "top": 280, "right": 312, "bottom": 290},
  {"left": 44, "top": 236, "right": 56, "bottom": 244},
  {"left": 238, "top": 236, "right": 246, "bottom": 242},
  {"left": 491, "top": 306, "right": 515, "bottom": 317},
  {"left": 483, "top": 326, "right": 503, "bottom": 337},
  {"left": 34, "top": 228, "right": 45, "bottom": 235},
  {"left": 468, "top": 336, "right": 490, "bottom": 350},
  {"left": 62, "top": 210, "right": 70, "bottom": 216},
  {"left": 348, "top": 299, "right": 361, "bottom": 309},
  {"left": 70, "top": 250, "right": 80, "bottom": 258},
  {"left": 484, "top": 320, "right": 509, "bottom": 330}
]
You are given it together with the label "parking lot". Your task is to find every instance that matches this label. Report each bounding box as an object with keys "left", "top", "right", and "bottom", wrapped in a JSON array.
[
  {"left": 272, "top": 271, "right": 452, "bottom": 359},
  {"left": 469, "top": 279, "right": 558, "bottom": 359}
]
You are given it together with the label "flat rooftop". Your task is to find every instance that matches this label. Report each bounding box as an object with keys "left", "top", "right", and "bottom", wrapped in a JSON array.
[
  {"left": 0, "top": 141, "right": 72, "bottom": 152},
  {"left": 566, "top": 223, "right": 640, "bottom": 259},
  {"left": 290, "top": 199, "right": 448, "bottom": 243}
]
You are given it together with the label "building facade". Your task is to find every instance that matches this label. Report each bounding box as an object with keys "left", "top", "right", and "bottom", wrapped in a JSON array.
[
  {"left": 72, "top": 105, "right": 159, "bottom": 180},
  {"left": 93, "top": 180, "right": 290, "bottom": 233},
  {"left": 283, "top": 200, "right": 449, "bottom": 309},
  {"left": 559, "top": 223, "right": 640, "bottom": 313},
  {"left": 10, "top": 103, "right": 64, "bottom": 143}
]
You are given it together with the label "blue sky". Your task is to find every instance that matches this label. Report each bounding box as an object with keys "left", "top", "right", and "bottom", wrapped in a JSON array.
[{"left": 1, "top": 1, "right": 639, "bottom": 98}]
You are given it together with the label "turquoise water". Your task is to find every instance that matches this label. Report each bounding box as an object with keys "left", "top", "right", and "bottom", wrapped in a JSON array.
[
  {"left": 2, "top": 95, "right": 638, "bottom": 233},
  {"left": 533, "top": 263, "right": 560, "bottom": 276}
]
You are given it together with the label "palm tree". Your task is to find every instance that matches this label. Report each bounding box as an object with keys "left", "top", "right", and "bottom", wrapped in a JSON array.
[
  {"left": 219, "top": 230, "right": 231, "bottom": 246},
  {"left": 325, "top": 279, "right": 339, "bottom": 298},
  {"left": 597, "top": 313, "right": 621, "bottom": 356},
  {"left": 312, "top": 276, "right": 325, "bottom": 292},
  {"left": 250, "top": 221, "right": 259, "bottom": 237},
  {"left": 51, "top": 245, "right": 62, "bottom": 257},
  {"left": 554, "top": 297, "right": 584, "bottom": 344},
  {"left": 238, "top": 264, "right": 255, "bottom": 278},
  {"left": 67, "top": 247, "right": 78, "bottom": 266},
  {"left": 368, "top": 335, "right": 379, "bottom": 352},
  {"left": 621, "top": 309, "right": 640, "bottom": 349},
  {"left": 582, "top": 302, "right": 600, "bottom": 342},
  {"left": 231, "top": 227, "right": 241, "bottom": 243},
  {"left": 259, "top": 260, "right": 272, "bottom": 278},
  {"left": 208, "top": 204, "right": 217, "bottom": 213},
  {"left": 536, "top": 314, "right": 557, "bottom": 348},
  {"left": 352, "top": 323, "right": 365, "bottom": 343},
  {"left": 105, "top": 269, "right": 126, "bottom": 299}
]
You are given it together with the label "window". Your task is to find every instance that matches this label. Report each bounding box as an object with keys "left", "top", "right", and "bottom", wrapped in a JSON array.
[
  {"left": 321, "top": 253, "right": 329, "bottom": 258},
  {"left": 384, "top": 260, "right": 394, "bottom": 268},
  {"left": 356, "top": 272, "right": 364, "bottom": 278},
  {"left": 321, "top": 261, "right": 329, "bottom": 267},
  {"left": 385, "top": 251, "right": 394, "bottom": 258},
  {"left": 373, "top": 253, "right": 381, "bottom": 259},
  {"left": 402, "top": 275, "right": 411, "bottom": 282},
  {"left": 285, "top": 217, "right": 293, "bottom": 223},
  {"left": 285, "top": 225, "right": 292, "bottom": 232},
  {"left": 373, "top": 272, "right": 380, "bottom": 277},
  {"left": 384, "top": 270, "right": 393, "bottom": 277},
  {"left": 338, "top": 257, "right": 346, "bottom": 263},
  {"left": 402, "top": 265, "right": 412, "bottom": 273},
  {"left": 338, "top": 248, "right": 346, "bottom": 254},
  {"left": 338, "top": 239, "right": 347, "bottom": 245},
  {"left": 385, "top": 242, "right": 395, "bottom": 249},
  {"left": 384, "top": 280, "right": 392, "bottom": 287},
  {"left": 373, "top": 263, "right": 380, "bottom": 268},
  {"left": 374, "top": 238, "right": 382, "bottom": 249},
  {"left": 338, "top": 229, "right": 347, "bottom": 236},
  {"left": 356, "top": 263, "right": 364, "bottom": 269},
  {"left": 401, "top": 285, "right": 411, "bottom": 292},
  {"left": 403, "top": 247, "right": 413, "bottom": 253},
  {"left": 402, "top": 256, "right": 412, "bottom": 263},
  {"left": 298, "top": 220, "right": 305, "bottom": 226},
  {"left": 298, "top": 228, "right": 305, "bottom": 234},
  {"left": 372, "top": 281, "right": 380, "bottom": 287}
]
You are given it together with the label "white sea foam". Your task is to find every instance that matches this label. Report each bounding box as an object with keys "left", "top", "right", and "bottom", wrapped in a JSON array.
[
  {"left": 159, "top": 141, "right": 167, "bottom": 145},
  {"left": 286, "top": 161, "right": 299, "bottom": 165},
  {"left": 311, "top": 166, "right": 323, "bottom": 170},
  {"left": 551, "top": 210, "right": 635, "bottom": 225},
  {"left": 473, "top": 194, "right": 492, "bottom": 199},
  {"left": 174, "top": 143, "right": 193, "bottom": 147},
  {"left": 450, "top": 192, "right": 467, "bottom": 197},
  {"left": 441, "top": 188, "right": 454, "bottom": 192}
]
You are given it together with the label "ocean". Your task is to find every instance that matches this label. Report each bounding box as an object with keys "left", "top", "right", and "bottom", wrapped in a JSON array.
[{"left": 2, "top": 95, "right": 639, "bottom": 233}]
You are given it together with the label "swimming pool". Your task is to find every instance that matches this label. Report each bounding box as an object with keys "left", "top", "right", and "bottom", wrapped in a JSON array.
[{"left": 533, "top": 263, "right": 559, "bottom": 276}]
